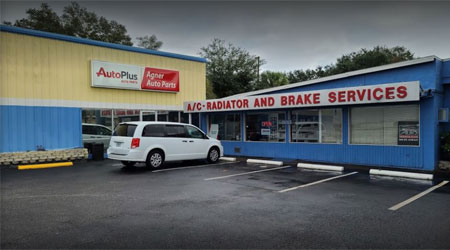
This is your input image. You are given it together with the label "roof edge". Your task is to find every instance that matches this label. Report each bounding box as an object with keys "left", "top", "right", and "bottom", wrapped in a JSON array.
[
  {"left": 228, "top": 55, "right": 440, "bottom": 98},
  {"left": 0, "top": 24, "right": 207, "bottom": 63}
]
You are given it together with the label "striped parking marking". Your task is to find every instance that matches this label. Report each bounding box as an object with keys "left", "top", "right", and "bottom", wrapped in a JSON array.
[
  {"left": 204, "top": 165, "right": 292, "bottom": 181},
  {"left": 278, "top": 171, "right": 358, "bottom": 193},
  {"left": 388, "top": 180, "right": 449, "bottom": 211},
  {"left": 152, "top": 162, "right": 235, "bottom": 173}
]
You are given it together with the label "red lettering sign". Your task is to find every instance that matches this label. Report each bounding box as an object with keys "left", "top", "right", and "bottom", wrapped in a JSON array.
[
  {"left": 397, "top": 86, "right": 408, "bottom": 98},
  {"left": 262, "top": 121, "right": 272, "bottom": 127},
  {"left": 183, "top": 82, "right": 420, "bottom": 113},
  {"left": 141, "top": 67, "right": 179, "bottom": 92}
]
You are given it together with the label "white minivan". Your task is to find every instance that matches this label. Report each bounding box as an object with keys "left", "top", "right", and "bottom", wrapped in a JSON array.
[{"left": 107, "top": 122, "right": 223, "bottom": 168}]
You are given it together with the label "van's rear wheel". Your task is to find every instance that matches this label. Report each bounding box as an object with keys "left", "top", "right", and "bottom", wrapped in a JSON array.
[
  {"left": 121, "top": 161, "right": 136, "bottom": 167},
  {"left": 207, "top": 147, "right": 220, "bottom": 163},
  {"left": 146, "top": 150, "right": 164, "bottom": 169}
]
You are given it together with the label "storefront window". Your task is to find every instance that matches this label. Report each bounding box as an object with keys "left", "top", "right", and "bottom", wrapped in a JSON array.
[
  {"left": 350, "top": 105, "right": 420, "bottom": 146},
  {"left": 168, "top": 111, "right": 179, "bottom": 122},
  {"left": 180, "top": 112, "right": 190, "bottom": 124},
  {"left": 321, "top": 109, "right": 343, "bottom": 143},
  {"left": 191, "top": 113, "right": 200, "bottom": 127},
  {"left": 141, "top": 111, "right": 156, "bottom": 121},
  {"left": 82, "top": 109, "right": 113, "bottom": 129},
  {"left": 113, "top": 109, "right": 140, "bottom": 128},
  {"left": 81, "top": 109, "right": 115, "bottom": 149},
  {"left": 157, "top": 111, "right": 168, "bottom": 121},
  {"left": 290, "top": 109, "right": 342, "bottom": 143},
  {"left": 208, "top": 113, "right": 241, "bottom": 140},
  {"left": 245, "top": 112, "right": 286, "bottom": 142}
]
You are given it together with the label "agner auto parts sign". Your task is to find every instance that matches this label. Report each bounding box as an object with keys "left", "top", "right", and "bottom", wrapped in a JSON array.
[
  {"left": 91, "top": 60, "right": 179, "bottom": 92},
  {"left": 184, "top": 81, "right": 420, "bottom": 112}
]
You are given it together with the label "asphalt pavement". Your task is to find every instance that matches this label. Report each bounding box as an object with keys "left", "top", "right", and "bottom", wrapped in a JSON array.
[{"left": 1, "top": 159, "right": 450, "bottom": 249}]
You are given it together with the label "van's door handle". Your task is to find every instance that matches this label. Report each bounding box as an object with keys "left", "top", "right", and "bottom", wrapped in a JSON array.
[
  {"left": 189, "top": 140, "right": 194, "bottom": 143},
  {"left": 182, "top": 140, "right": 188, "bottom": 142}
]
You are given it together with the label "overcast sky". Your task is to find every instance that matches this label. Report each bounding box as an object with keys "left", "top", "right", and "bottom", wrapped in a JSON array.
[{"left": 2, "top": 1, "right": 450, "bottom": 72}]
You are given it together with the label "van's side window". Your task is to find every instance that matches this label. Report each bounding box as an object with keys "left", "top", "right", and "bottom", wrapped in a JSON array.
[
  {"left": 165, "top": 125, "right": 186, "bottom": 138},
  {"left": 96, "top": 126, "right": 112, "bottom": 136},
  {"left": 113, "top": 124, "right": 137, "bottom": 137},
  {"left": 83, "top": 125, "right": 96, "bottom": 135},
  {"left": 142, "top": 125, "right": 165, "bottom": 137},
  {"left": 185, "top": 125, "right": 205, "bottom": 139}
]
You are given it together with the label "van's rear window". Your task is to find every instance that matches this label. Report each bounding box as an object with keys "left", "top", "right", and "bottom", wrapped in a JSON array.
[{"left": 113, "top": 124, "right": 137, "bottom": 137}]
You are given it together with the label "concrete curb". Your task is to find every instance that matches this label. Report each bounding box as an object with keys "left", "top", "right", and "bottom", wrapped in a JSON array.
[
  {"left": 247, "top": 159, "right": 283, "bottom": 166},
  {"left": 369, "top": 169, "right": 433, "bottom": 180},
  {"left": 220, "top": 157, "right": 237, "bottom": 162},
  {"left": 297, "top": 163, "right": 344, "bottom": 172}
]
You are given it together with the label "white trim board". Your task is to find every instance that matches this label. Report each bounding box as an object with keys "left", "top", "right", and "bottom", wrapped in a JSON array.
[{"left": 0, "top": 97, "right": 183, "bottom": 111}]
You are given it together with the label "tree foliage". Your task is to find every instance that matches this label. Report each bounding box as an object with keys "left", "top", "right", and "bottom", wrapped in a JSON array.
[
  {"left": 255, "top": 71, "right": 289, "bottom": 91},
  {"left": 136, "top": 35, "right": 163, "bottom": 50},
  {"left": 61, "top": 2, "right": 132, "bottom": 45},
  {"left": 206, "top": 78, "right": 217, "bottom": 99},
  {"left": 4, "top": 2, "right": 133, "bottom": 46},
  {"left": 6, "top": 3, "right": 65, "bottom": 34},
  {"left": 199, "top": 38, "right": 263, "bottom": 98},
  {"left": 287, "top": 46, "right": 414, "bottom": 83}
]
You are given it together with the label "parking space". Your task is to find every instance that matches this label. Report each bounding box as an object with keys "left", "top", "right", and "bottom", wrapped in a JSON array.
[{"left": 1, "top": 159, "right": 450, "bottom": 249}]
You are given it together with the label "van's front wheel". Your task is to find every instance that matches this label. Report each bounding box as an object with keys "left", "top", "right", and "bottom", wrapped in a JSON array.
[
  {"left": 207, "top": 147, "right": 220, "bottom": 163},
  {"left": 146, "top": 150, "right": 164, "bottom": 169}
]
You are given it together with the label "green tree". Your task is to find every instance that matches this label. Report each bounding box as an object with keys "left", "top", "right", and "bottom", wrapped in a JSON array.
[
  {"left": 206, "top": 78, "right": 217, "bottom": 99},
  {"left": 4, "top": 2, "right": 133, "bottom": 46},
  {"left": 255, "top": 71, "right": 289, "bottom": 90},
  {"left": 329, "top": 46, "right": 414, "bottom": 75},
  {"left": 61, "top": 2, "right": 133, "bottom": 45},
  {"left": 136, "top": 35, "right": 163, "bottom": 50},
  {"left": 6, "top": 3, "right": 65, "bottom": 34},
  {"left": 287, "top": 46, "right": 415, "bottom": 83},
  {"left": 199, "top": 38, "right": 263, "bottom": 98}
]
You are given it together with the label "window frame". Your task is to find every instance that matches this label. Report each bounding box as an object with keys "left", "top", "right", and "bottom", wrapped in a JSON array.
[
  {"left": 243, "top": 111, "right": 287, "bottom": 143},
  {"left": 348, "top": 104, "right": 421, "bottom": 147},
  {"left": 142, "top": 124, "right": 166, "bottom": 138},
  {"left": 185, "top": 125, "right": 208, "bottom": 140},
  {"left": 207, "top": 113, "right": 242, "bottom": 141},
  {"left": 289, "top": 108, "right": 343, "bottom": 145},
  {"left": 164, "top": 124, "right": 188, "bottom": 138}
]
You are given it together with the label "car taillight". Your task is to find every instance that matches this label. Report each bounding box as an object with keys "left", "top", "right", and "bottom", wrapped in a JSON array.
[{"left": 131, "top": 138, "right": 140, "bottom": 149}]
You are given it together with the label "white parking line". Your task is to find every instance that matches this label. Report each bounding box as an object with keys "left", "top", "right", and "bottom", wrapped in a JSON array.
[
  {"left": 152, "top": 162, "right": 235, "bottom": 173},
  {"left": 204, "top": 165, "right": 291, "bottom": 181},
  {"left": 278, "top": 171, "right": 358, "bottom": 193},
  {"left": 388, "top": 180, "right": 449, "bottom": 211}
]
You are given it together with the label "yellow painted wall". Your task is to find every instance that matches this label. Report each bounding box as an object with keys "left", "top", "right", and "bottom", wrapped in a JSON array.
[{"left": 0, "top": 32, "right": 206, "bottom": 108}]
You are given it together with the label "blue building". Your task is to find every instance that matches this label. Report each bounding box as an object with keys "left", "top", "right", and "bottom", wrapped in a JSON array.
[{"left": 185, "top": 56, "right": 450, "bottom": 172}]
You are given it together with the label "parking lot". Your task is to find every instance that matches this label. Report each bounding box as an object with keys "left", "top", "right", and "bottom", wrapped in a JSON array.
[{"left": 1, "top": 159, "right": 450, "bottom": 249}]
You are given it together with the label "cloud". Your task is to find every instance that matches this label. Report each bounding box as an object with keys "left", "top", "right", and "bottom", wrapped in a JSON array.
[{"left": 2, "top": 1, "right": 449, "bottom": 72}]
